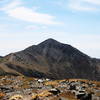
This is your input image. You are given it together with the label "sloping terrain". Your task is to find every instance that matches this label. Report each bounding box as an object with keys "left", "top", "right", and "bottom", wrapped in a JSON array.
[
  {"left": 0, "top": 39, "right": 100, "bottom": 80},
  {"left": 0, "top": 56, "right": 2, "bottom": 58}
]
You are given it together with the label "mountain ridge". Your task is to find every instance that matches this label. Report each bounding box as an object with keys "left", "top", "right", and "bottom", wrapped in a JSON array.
[{"left": 0, "top": 38, "right": 100, "bottom": 80}]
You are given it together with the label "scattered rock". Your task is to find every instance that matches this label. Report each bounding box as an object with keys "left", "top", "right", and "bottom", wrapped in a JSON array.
[{"left": 0, "top": 76, "right": 100, "bottom": 100}]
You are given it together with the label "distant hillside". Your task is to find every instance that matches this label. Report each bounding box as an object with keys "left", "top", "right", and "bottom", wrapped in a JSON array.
[
  {"left": 0, "top": 39, "right": 100, "bottom": 80},
  {"left": 0, "top": 56, "right": 3, "bottom": 58}
]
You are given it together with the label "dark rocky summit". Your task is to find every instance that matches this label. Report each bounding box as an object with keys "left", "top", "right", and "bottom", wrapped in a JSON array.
[{"left": 0, "top": 39, "right": 100, "bottom": 80}]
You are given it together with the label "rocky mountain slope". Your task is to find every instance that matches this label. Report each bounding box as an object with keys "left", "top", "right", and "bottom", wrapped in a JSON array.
[
  {"left": 0, "top": 56, "right": 3, "bottom": 58},
  {"left": 0, "top": 39, "right": 100, "bottom": 80}
]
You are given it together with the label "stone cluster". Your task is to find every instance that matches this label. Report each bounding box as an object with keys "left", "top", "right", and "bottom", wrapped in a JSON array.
[{"left": 0, "top": 76, "right": 100, "bottom": 100}]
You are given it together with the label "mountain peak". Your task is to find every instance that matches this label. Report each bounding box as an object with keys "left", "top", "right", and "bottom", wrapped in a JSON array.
[
  {"left": 46, "top": 38, "right": 55, "bottom": 40},
  {"left": 0, "top": 39, "right": 100, "bottom": 80},
  {"left": 38, "top": 38, "right": 62, "bottom": 46},
  {"left": 45, "top": 38, "right": 58, "bottom": 42}
]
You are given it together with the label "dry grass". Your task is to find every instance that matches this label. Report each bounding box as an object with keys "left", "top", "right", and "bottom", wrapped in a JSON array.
[
  {"left": 38, "top": 90, "right": 53, "bottom": 97},
  {"left": 50, "top": 96, "right": 61, "bottom": 100},
  {"left": 95, "top": 91, "right": 100, "bottom": 97},
  {"left": 31, "top": 90, "right": 53, "bottom": 99},
  {"left": 0, "top": 92, "right": 5, "bottom": 99},
  {"left": 92, "top": 81, "right": 100, "bottom": 87},
  {"left": 59, "top": 91, "right": 79, "bottom": 100},
  {"left": 45, "top": 80, "right": 59, "bottom": 86},
  {"left": 9, "top": 94, "right": 23, "bottom": 100},
  {"left": 31, "top": 93, "right": 38, "bottom": 99}
]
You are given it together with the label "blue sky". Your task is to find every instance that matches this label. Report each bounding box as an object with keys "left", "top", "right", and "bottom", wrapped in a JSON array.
[{"left": 0, "top": 0, "right": 100, "bottom": 58}]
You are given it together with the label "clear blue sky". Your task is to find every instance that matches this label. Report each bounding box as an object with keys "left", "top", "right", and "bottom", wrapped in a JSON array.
[{"left": 0, "top": 0, "right": 100, "bottom": 58}]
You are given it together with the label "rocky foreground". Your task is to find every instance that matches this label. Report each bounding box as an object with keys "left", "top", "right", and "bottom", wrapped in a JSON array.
[{"left": 0, "top": 76, "right": 100, "bottom": 100}]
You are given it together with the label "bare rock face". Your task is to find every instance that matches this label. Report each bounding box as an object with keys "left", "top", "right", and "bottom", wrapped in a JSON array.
[{"left": 0, "top": 39, "right": 100, "bottom": 80}]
